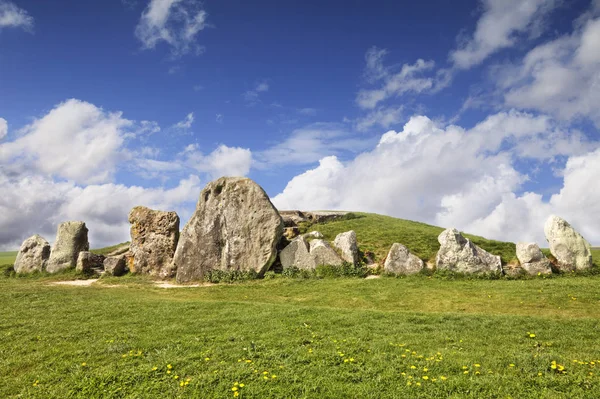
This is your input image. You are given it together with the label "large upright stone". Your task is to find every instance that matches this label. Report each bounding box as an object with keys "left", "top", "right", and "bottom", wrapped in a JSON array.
[
  {"left": 174, "top": 177, "right": 284, "bottom": 283},
  {"left": 544, "top": 215, "right": 592, "bottom": 271},
  {"left": 14, "top": 235, "right": 50, "bottom": 274},
  {"left": 436, "top": 228, "right": 502, "bottom": 274},
  {"left": 279, "top": 236, "right": 316, "bottom": 270},
  {"left": 516, "top": 242, "right": 552, "bottom": 275},
  {"left": 128, "top": 206, "right": 179, "bottom": 278},
  {"left": 47, "top": 221, "right": 89, "bottom": 273},
  {"left": 384, "top": 243, "right": 424, "bottom": 275},
  {"left": 333, "top": 230, "right": 359, "bottom": 266},
  {"left": 310, "top": 239, "right": 344, "bottom": 266}
]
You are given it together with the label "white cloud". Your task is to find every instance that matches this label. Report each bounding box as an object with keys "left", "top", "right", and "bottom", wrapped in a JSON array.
[
  {"left": 0, "top": 174, "right": 201, "bottom": 250},
  {"left": 273, "top": 111, "right": 597, "bottom": 245},
  {"left": 173, "top": 112, "right": 194, "bottom": 129},
  {"left": 0, "top": 99, "right": 133, "bottom": 184},
  {"left": 215, "top": 113, "right": 223, "bottom": 123},
  {"left": 135, "top": 0, "right": 208, "bottom": 58},
  {"left": 355, "top": 105, "right": 403, "bottom": 132},
  {"left": 498, "top": 14, "right": 600, "bottom": 127},
  {"left": 356, "top": 47, "right": 446, "bottom": 109},
  {"left": 297, "top": 108, "right": 317, "bottom": 116},
  {"left": 244, "top": 81, "right": 270, "bottom": 104},
  {"left": 181, "top": 144, "right": 252, "bottom": 178},
  {"left": 257, "top": 123, "right": 374, "bottom": 167},
  {"left": 0, "top": 117, "right": 7, "bottom": 140},
  {"left": 0, "top": 0, "right": 33, "bottom": 31},
  {"left": 450, "top": 0, "right": 560, "bottom": 69}
]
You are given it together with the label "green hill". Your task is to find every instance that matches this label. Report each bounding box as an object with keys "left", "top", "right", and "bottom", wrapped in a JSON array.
[
  {"left": 306, "top": 212, "right": 518, "bottom": 264},
  {"left": 0, "top": 251, "right": 17, "bottom": 266}
]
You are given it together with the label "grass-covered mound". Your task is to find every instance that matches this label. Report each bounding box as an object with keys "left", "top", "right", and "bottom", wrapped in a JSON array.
[{"left": 1, "top": 275, "right": 600, "bottom": 398}]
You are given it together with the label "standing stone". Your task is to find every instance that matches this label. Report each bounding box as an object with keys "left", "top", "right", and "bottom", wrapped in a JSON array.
[
  {"left": 436, "top": 228, "right": 502, "bottom": 274},
  {"left": 516, "top": 242, "right": 552, "bottom": 275},
  {"left": 384, "top": 243, "right": 424, "bottom": 275},
  {"left": 333, "top": 230, "right": 359, "bottom": 266},
  {"left": 174, "top": 177, "right": 284, "bottom": 283},
  {"left": 76, "top": 251, "right": 105, "bottom": 273},
  {"left": 47, "top": 221, "right": 89, "bottom": 273},
  {"left": 128, "top": 206, "right": 179, "bottom": 278},
  {"left": 309, "top": 239, "right": 344, "bottom": 266},
  {"left": 14, "top": 235, "right": 50, "bottom": 274},
  {"left": 104, "top": 256, "right": 127, "bottom": 276},
  {"left": 279, "top": 236, "right": 316, "bottom": 270},
  {"left": 544, "top": 215, "right": 592, "bottom": 271}
]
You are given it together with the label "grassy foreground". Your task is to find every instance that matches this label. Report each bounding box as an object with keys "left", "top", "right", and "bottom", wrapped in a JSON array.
[{"left": 2, "top": 274, "right": 600, "bottom": 398}]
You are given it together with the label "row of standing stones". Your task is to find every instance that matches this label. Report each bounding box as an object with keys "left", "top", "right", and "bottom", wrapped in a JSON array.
[{"left": 12, "top": 177, "right": 594, "bottom": 280}]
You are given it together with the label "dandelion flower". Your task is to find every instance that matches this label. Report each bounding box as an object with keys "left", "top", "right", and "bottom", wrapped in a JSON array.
[
  {"left": 422, "top": 376, "right": 429, "bottom": 380},
  {"left": 81, "top": 362, "right": 87, "bottom": 367},
  {"left": 232, "top": 387, "right": 238, "bottom": 392},
  {"left": 239, "top": 383, "right": 245, "bottom": 387}
]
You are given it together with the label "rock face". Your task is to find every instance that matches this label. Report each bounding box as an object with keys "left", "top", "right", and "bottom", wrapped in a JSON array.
[
  {"left": 104, "top": 256, "right": 127, "bottom": 276},
  {"left": 384, "top": 243, "right": 424, "bottom": 275},
  {"left": 304, "top": 231, "right": 323, "bottom": 239},
  {"left": 14, "top": 235, "right": 50, "bottom": 274},
  {"left": 283, "top": 227, "right": 300, "bottom": 240},
  {"left": 333, "top": 230, "right": 359, "bottom": 266},
  {"left": 174, "top": 177, "right": 284, "bottom": 283},
  {"left": 47, "top": 221, "right": 89, "bottom": 273},
  {"left": 76, "top": 251, "right": 105, "bottom": 274},
  {"left": 310, "top": 239, "right": 344, "bottom": 266},
  {"left": 436, "top": 228, "right": 502, "bottom": 274},
  {"left": 544, "top": 215, "right": 592, "bottom": 271},
  {"left": 279, "top": 236, "right": 316, "bottom": 270},
  {"left": 516, "top": 242, "right": 552, "bottom": 275},
  {"left": 128, "top": 206, "right": 180, "bottom": 278}
]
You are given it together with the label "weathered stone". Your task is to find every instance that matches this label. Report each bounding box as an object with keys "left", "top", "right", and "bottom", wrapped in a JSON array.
[
  {"left": 306, "top": 211, "right": 349, "bottom": 224},
  {"left": 309, "top": 239, "right": 344, "bottom": 266},
  {"left": 383, "top": 243, "right": 424, "bottom": 275},
  {"left": 283, "top": 227, "right": 300, "bottom": 240},
  {"left": 279, "top": 210, "right": 308, "bottom": 227},
  {"left": 47, "top": 221, "right": 89, "bottom": 273},
  {"left": 106, "top": 243, "right": 130, "bottom": 257},
  {"left": 128, "top": 206, "right": 179, "bottom": 278},
  {"left": 279, "top": 236, "right": 316, "bottom": 270},
  {"left": 544, "top": 215, "right": 592, "bottom": 271},
  {"left": 14, "top": 235, "right": 50, "bottom": 274},
  {"left": 516, "top": 242, "right": 552, "bottom": 275},
  {"left": 76, "top": 251, "right": 105, "bottom": 273},
  {"left": 435, "top": 228, "right": 502, "bottom": 274},
  {"left": 333, "top": 230, "right": 359, "bottom": 266},
  {"left": 174, "top": 177, "right": 284, "bottom": 283},
  {"left": 304, "top": 231, "right": 324, "bottom": 239},
  {"left": 104, "top": 256, "right": 127, "bottom": 276}
]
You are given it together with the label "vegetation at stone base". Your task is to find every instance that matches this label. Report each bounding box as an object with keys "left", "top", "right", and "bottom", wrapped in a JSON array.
[
  {"left": 305, "top": 212, "right": 518, "bottom": 264},
  {"left": 2, "top": 276, "right": 600, "bottom": 398}
]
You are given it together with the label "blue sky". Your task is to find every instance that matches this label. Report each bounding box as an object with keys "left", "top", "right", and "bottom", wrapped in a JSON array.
[{"left": 1, "top": 0, "right": 600, "bottom": 249}]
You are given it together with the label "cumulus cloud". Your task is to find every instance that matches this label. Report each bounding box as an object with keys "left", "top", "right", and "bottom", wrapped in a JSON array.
[
  {"left": 450, "top": 0, "right": 560, "bottom": 69},
  {"left": 135, "top": 0, "right": 208, "bottom": 57},
  {"left": 497, "top": 13, "right": 600, "bottom": 127},
  {"left": 181, "top": 144, "right": 253, "bottom": 178},
  {"left": 0, "top": 0, "right": 33, "bottom": 31},
  {"left": 0, "top": 174, "right": 201, "bottom": 250},
  {"left": 0, "top": 117, "right": 7, "bottom": 140},
  {"left": 273, "top": 111, "right": 598, "bottom": 245},
  {"left": 0, "top": 99, "right": 134, "bottom": 184}
]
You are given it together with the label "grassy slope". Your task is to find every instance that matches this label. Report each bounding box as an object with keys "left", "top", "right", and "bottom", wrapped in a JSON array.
[
  {"left": 0, "top": 251, "right": 17, "bottom": 265},
  {"left": 308, "top": 213, "right": 518, "bottom": 264},
  {"left": 1, "top": 276, "right": 600, "bottom": 398}
]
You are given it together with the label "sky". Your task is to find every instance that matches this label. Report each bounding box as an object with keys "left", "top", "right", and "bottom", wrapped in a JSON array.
[{"left": 1, "top": 0, "right": 600, "bottom": 250}]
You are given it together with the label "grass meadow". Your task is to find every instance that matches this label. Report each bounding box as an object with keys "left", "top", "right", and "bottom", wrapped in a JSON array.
[{"left": 1, "top": 214, "right": 599, "bottom": 398}]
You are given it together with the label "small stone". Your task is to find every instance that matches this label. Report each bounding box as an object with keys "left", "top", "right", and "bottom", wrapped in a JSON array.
[
  {"left": 279, "top": 236, "right": 316, "bottom": 270},
  {"left": 76, "top": 251, "right": 105, "bottom": 273},
  {"left": 14, "top": 235, "right": 50, "bottom": 274},
  {"left": 310, "top": 239, "right": 344, "bottom": 266},
  {"left": 384, "top": 243, "right": 424, "bottom": 275},
  {"left": 516, "top": 242, "right": 552, "bottom": 275},
  {"left": 104, "top": 256, "right": 127, "bottom": 276},
  {"left": 333, "top": 230, "right": 359, "bottom": 266},
  {"left": 435, "top": 228, "right": 501, "bottom": 274}
]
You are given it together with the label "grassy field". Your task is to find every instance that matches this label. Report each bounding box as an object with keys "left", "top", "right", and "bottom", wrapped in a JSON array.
[
  {"left": 0, "top": 251, "right": 17, "bottom": 265},
  {"left": 1, "top": 273, "right": 600, "bottom": 398}
]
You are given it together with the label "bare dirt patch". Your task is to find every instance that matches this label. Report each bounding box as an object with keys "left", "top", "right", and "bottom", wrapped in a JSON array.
[
  {"left": 154, "top": 282, "right": 214, "bottom": 288},
  {"left": 50, "top": 279, "right": 99, "bottom": 286}
]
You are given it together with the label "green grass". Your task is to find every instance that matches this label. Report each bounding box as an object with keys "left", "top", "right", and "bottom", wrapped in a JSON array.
[
  {"left": 0, "top": 251, "right": 17, "bottom": 265},
  {"left": 1, "top": 274, "right": 600, "bottom": 398},
  {"left": 307, "top": 212, "right": 517, "bottom": 264}
]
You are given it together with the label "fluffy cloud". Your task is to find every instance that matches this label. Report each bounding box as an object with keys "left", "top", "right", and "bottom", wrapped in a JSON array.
[
  {"left": 135, "top": 0, "right": 208, "bottom": 57},
  {"left": 450, "top": 0, "right": 560, "bottom": 69},
  {"left": 357, "top": 48, "right": 438, "bottom": 109},
  {"left": 0, "top": 117, "right": 7, "bottom": 140},
  {"left": 173, "top": 112, "right": 194, "bottom": 129},
  {"left": 181, "top": 144, "right": 253, "bottom": 178},
  {"left": 244, "top": 81, "right": 270, "bottom": 104},
  {"left": 0, "top": 174, "right": 201, "bottom": 250},
  {"left": 0, "top": 0, "right": 33, "bottom": 31},
  {"left": 273, "top": 111, "right": 598, "bottom": 245},
  {"left": 498, "top": 13, "right": 600, "bottom": 127},
  {"left": 0, "top": 99, "right": 132, "bottom": 184},
  {"left": 355, "top": 105, "right": 404, "bottom": 132}
]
